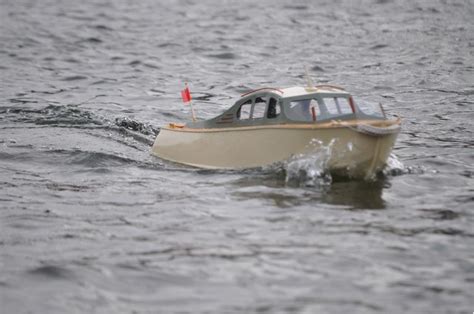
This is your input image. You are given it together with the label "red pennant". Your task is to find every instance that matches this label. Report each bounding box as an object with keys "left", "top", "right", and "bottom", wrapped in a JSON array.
[{"left": 181, "top": 86, "right": 191, "bottom": 103}]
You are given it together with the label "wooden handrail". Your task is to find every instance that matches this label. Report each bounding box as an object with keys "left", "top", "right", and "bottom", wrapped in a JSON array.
[
  {"left": 241, "top": 87, "right": 284, "bottom": 97},
  {"left": 314, "top": 84, "right": 346, "bottom": 91}
]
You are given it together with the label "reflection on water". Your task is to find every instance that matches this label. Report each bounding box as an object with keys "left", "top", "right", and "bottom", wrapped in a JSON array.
[
  {"left": 230, "top": 169, "right": 386, "bottom": 209},
  {"left": 322, "top": 180, "right": 386, "bottom": 209}
]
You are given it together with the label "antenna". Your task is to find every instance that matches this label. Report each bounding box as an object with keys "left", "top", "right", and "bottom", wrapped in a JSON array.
[{"left": 304, "top": 65, "right": 314, "bottom": 88}]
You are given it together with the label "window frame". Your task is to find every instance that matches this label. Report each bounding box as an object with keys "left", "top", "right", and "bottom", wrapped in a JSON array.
[
  {"left": 266, "top": 97, "right": 281, "bottom": 119},
  {"left": 282, "top": 94, "right": 355, "bottom": 122},
  {"left": 251, "top": 96, "right": 268, "bottom": 120},
  {"left": 236, "top": 99, "right": 252, "bottom": 120},
  {"left": 233, "top": 93, "right": 285, "bottom": 124}
]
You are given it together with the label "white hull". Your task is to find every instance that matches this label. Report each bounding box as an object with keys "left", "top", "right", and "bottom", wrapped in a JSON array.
[{"left": 152, "top": 119, "right": 400, "bottom": 179}]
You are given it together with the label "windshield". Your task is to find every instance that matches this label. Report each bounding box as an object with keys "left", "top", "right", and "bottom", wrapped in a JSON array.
[
  {"left": 286, "top": 99, "right": 315, "bottom": 122},
  {"left": 285, "top": 96, "right": 355, "bottom": 122},
  {"left": 356, "top": 102, "right": 386, "bottom": 118}
]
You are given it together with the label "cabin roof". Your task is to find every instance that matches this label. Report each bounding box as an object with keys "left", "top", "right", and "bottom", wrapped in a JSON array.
[{"left": 241, "top": 85, "right": 350, "bottom": 99}]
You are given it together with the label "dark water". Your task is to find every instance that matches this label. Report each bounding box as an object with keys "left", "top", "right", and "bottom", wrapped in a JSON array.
[{"left": 1, "top": 0, "right": 473, "bottom": 313}]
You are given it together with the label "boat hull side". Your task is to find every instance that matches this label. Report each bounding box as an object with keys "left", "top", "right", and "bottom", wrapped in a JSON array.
[{"left": 151, "top": 123, "right": 399, "bottom": 178}]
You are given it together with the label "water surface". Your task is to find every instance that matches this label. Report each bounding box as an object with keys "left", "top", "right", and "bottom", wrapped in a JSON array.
[{"left": 1, "top": 0, "right": 473, "bottom": 313}]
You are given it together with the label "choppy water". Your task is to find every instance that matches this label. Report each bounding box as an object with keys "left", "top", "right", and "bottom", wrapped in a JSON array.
[{"left": 1, "top": 0, "right": 473, "bottom": 313}]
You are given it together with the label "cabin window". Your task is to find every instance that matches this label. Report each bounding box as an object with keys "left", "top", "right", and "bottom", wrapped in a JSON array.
[
  {"left": 286, "top": 97, "right": 357, "bottom": 122},
  {"left": 237, "top": 100, "right": 252, "bottom": 120},
  {"left": 286, "top": 99, "right": 319, "bottom": 122},
  {"left": 252, "top": 97, "right": 267, "bottom": 119},
  {"left": 267, "top": 98, "right": 280, "bottom": 119},
  {"left": 358, "top": 102, "right": 385, "bottom": 118},
  {"left": 321, "top": 97, "right": 353, "bottom": 115}
]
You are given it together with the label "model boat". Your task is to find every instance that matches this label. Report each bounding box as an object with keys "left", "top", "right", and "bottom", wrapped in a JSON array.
[{"left": 151, "top": 85, "right": 401, "bottom": 178}]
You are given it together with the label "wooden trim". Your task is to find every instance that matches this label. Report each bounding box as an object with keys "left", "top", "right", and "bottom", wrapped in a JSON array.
[
  {"left": 241, "top": 87, "right": 284, "bottom": 97},
  {"left": 314, "top": 84, "right": 346, "bottom": 91},
  {"left": 349, "top": 97, "right": 356, "bottom": 113},
  {"left": 163, "top": 119, "right": 401, "bottom": 133}
]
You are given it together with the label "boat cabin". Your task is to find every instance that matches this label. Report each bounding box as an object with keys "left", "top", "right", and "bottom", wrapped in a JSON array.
[{"left": 188, "top": 85, "right": 386, "bottom": 129}]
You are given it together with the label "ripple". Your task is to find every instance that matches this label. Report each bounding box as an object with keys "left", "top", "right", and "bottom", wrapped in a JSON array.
[
  {"left": 128, "top": 60, "right": 141, "bottom": 66},
  {"left": 91, "top": 24, "right": 114, "bottom": 31},
  {"left": 311, "top": 65, "right": 325, "bottom": 72},
  {"left": 65, "top": 150, "right": 137, "bottom": 167},
  {"left": 27, "top": 265, "right": 76, "bottom": 280},
  {"left": 45, "top": 182, "right": 92, "bottom": 192},
  {"left": 282, "top": 5, "right": 309, "bottom": 10},
  {"left": 419, "top": 208, "right": 460, "bottom": 220},
  {"left": 370, "top": 44, "right": 389, "bottom": 50},
  {"left": 207, "top": 52, "right": 238, "bottom": 59},
  {"left": 61, "top": 75, "right": 88, "bottom": 81}
]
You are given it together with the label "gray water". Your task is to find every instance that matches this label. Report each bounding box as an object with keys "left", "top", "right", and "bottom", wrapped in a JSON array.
[{"left": 1, "top": 0, "right": 473, "bottom": 313}]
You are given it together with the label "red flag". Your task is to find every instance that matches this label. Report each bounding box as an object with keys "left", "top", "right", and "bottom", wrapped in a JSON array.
[{"left": 181, "top": 86, "right": 192, "bottom": 103}]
